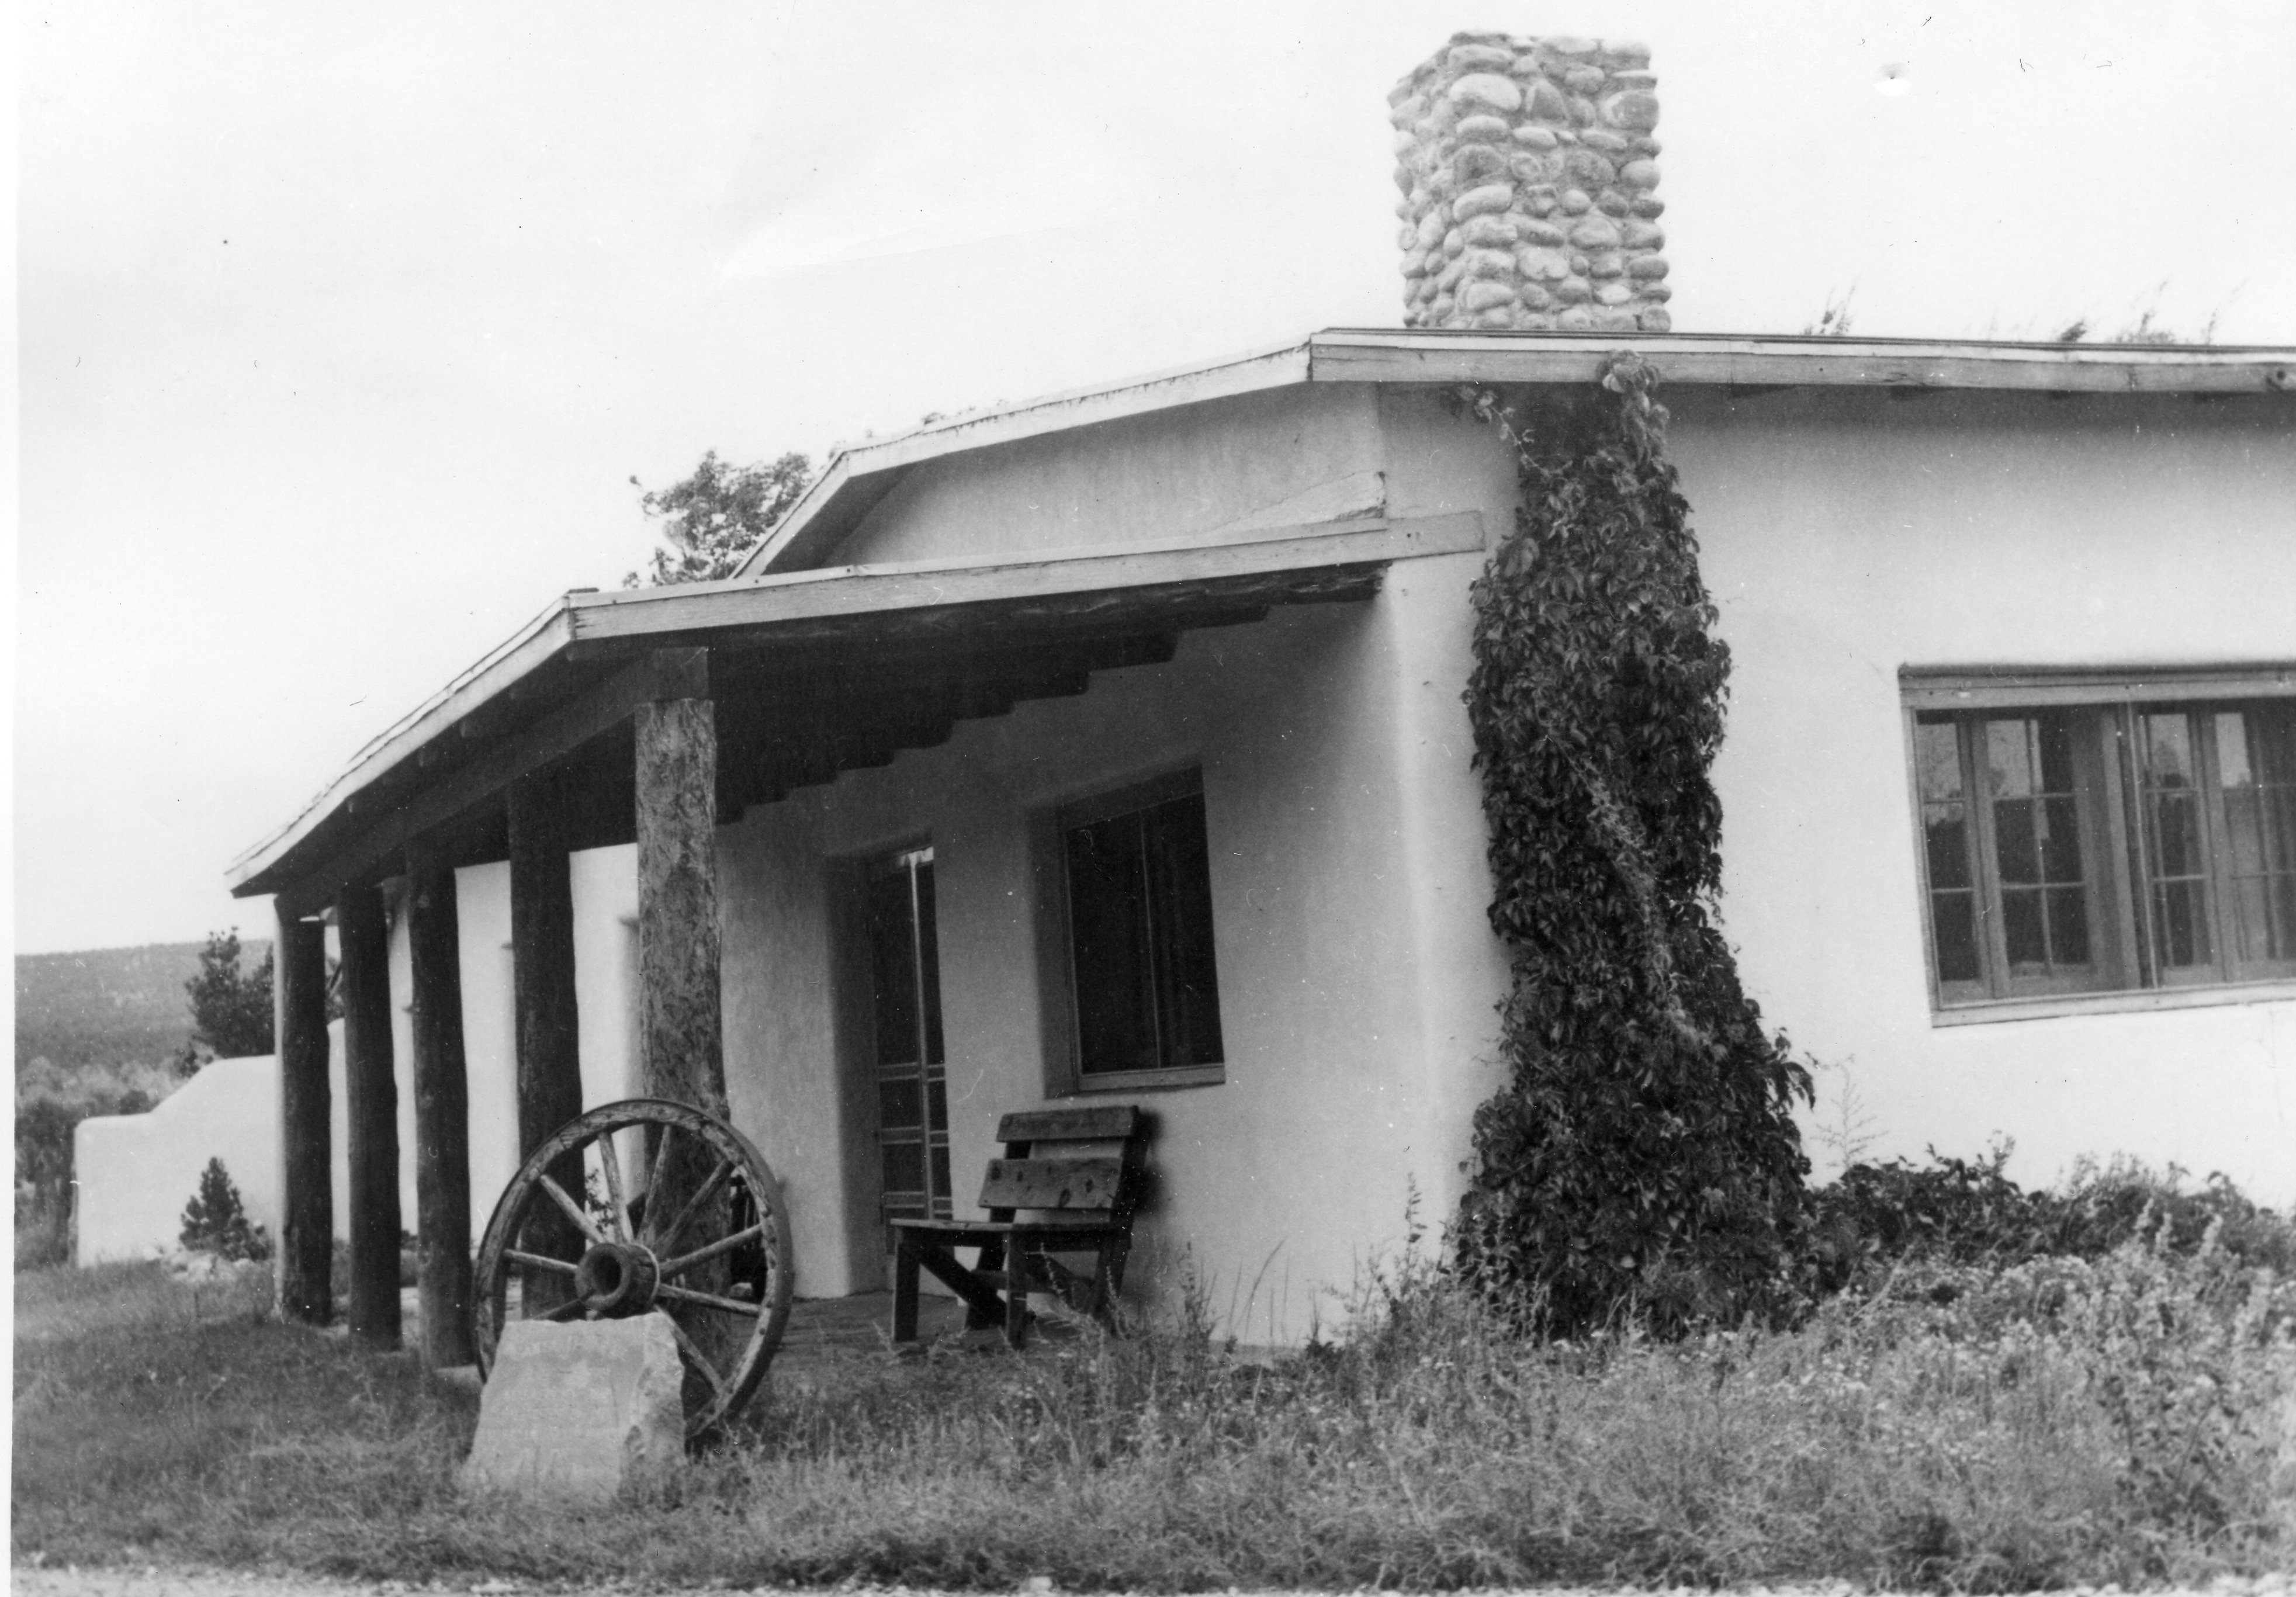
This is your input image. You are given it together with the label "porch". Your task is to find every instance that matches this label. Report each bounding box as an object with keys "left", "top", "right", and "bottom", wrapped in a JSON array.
[{"left": 227, "top": 514, "right": 1485, "bottom": 1362}]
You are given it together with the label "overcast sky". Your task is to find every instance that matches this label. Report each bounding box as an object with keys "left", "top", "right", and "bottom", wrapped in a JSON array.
[{"left": 15, "top": 0, "right": 2295, "bottom": 955}]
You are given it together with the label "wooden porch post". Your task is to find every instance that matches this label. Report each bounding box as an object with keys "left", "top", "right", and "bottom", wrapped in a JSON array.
[
  {"left": 508, "top": 767, "right": 587, "bottom": 1312},
  {"left": 635, "top": 648, "right": 734, "bottom": 1375},
  {"left": 636, "top": 648, "right": 729, "bottom": 1117},
  {"left": 406, "top": 843, "right": 474, "bottom": 1367},
  {"left": 336, "top": 882, "right": 401, "bottom": 1349},
  {"left": 274, "top": 904, "right": 332, "bottom": 1325}
]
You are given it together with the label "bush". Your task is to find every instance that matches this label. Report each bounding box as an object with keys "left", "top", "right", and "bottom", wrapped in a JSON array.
[
  {"left": 1805, "top": 1144, "right": 2296, "bottom": 1295},
  {"left": 179, "top": 1158, "right": 272, "bottom": 1263}
]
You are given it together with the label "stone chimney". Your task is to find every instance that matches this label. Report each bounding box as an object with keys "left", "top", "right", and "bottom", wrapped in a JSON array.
[{"left": 1391, "top": 34, "right": 1668, "bottom": 332}]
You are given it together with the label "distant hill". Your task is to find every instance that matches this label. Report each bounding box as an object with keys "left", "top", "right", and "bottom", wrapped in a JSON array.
[{"left": 14, "top": 940, "right": 270, "bottom": 1074}]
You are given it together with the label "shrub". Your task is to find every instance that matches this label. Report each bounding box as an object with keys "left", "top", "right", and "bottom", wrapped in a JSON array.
[
  {"left": 179, "top": 1157, "right": 272, "bottom": 1262},
  {"left": 1805, "top": 1144, "right": 2296, "bottom": 1294}
]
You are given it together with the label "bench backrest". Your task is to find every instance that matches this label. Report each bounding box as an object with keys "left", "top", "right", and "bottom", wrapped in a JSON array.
[{"left": 979, "top": 1105, "right": 1145, "bottom": 1222}]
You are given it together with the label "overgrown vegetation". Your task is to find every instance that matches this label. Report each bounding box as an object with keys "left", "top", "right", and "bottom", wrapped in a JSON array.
[
  {"left": 16, "top": 1173, "right": 2295, "bottom": 1589},
  {"left": 1452, "top": 356, "right": 1812, "bottom": 1335},
  {"left": 13, "top": 1055, "right": 179, "bottom": 1269},
  {"left": 622, "top": 449, "right": 812, "bottom": 587}
]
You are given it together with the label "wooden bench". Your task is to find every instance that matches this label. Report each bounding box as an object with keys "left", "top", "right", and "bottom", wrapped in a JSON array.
[{"left": 890, "top": 1104, "right": 1147, "bottom": 1349}]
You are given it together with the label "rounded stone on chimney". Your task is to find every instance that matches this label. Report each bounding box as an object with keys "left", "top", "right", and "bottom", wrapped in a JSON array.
[
  {"left": 1447, "top": 43, "right": 1516, "bottom": 73},
  {"left": 1449, "top": 74, "right": 1525, "bottom": 115},
  {"left": 1523, "top": 79, "right": 1571, "bottom": 122},
  {"left": 1453, "top": 183, "right": 1517, "bottom": 220}
]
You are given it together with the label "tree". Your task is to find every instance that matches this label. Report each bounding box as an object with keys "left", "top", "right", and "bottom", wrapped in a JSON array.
[
  {"left": 179, "top": 930, "right": 273, "bottom": 1074},
  {"left": 179, "top": 1156, "right": 272, "bottom": 1261},
  {"left": 622, "top": 449, "right": 812, "bottom": 587}
]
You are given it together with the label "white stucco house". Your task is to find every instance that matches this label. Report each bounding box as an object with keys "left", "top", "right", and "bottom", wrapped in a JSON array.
[{"left": 220, "top": 328, "right": 2295, "bottom": 1345}]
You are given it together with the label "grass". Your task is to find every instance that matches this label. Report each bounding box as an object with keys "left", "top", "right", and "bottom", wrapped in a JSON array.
[{"left": 15, "top": 1242, "right": 2296, "bottom": 1590}]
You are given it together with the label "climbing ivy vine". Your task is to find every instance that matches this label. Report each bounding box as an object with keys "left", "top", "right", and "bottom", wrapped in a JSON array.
[{"left": 1453, "top": 355, "right": 1812, "bottom": 1335}]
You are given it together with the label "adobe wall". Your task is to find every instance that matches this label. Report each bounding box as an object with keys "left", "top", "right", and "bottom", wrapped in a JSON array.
[
  {"left": 833, "top": 383, "right": 1387, "bottom": 567},
  {"left": 1672, "top": 387, "right": 2296, "bottom": 1204},
  {"left": 712, "top": 573, "right": 1507, "bottom": 1331}
]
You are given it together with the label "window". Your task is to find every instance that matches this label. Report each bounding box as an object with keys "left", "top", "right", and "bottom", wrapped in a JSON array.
[
  {"left": 1059, "top": 768, "right": 1226, "bottom": 1087},
  {"left": 1905, "top": 669, "right": 2296, "bottom": 1019}
]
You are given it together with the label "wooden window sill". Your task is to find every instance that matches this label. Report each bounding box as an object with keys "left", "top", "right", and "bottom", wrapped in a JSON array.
[
  {"left": 1931, "top": 980, "right": 2296, "bottom": 1027},
  {"left": 1070, "top": 1065, "right": 1225, "bottom": 1093}
]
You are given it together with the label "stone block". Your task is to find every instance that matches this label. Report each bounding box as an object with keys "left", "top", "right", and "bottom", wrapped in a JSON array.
[
  {"left": 1449, "top": 74, "right": 1524, "bottom": 115},
  {"left": 1453, "top": 182, "right": 1516, "bottom": 220},
  {"left": 461, "top": 1312, "right": 687, "bottom": 1504}
]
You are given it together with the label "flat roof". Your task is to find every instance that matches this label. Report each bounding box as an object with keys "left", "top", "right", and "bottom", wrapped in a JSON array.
[{"left": 736, "top": 327, "right": 2296, "bottom": 576}]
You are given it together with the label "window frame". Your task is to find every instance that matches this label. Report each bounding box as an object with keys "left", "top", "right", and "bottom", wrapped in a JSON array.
[
  {"left": 1052, "top": 765, "right": 1228, "bottom": 1093},
  {"left": 1902, "top": 665, "right": 2296, "bottom": 1026}
]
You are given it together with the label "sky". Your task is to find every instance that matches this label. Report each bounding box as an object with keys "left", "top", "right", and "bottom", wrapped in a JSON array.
[{"left": 14, "top": 0, "right": 2296, "bottom": 956}]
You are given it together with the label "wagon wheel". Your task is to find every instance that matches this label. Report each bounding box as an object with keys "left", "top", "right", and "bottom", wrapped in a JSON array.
[{"left": 470, "top": 1097, "right": 794, "bottom": 1441}]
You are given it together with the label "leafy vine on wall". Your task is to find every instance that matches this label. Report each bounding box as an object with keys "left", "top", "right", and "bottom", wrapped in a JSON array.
[{"left": 1452, "top": 355, "right": 1812, "bottom": 1334}]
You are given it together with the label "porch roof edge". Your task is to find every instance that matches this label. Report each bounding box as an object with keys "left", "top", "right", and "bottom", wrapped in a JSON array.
[{"left": 228, "top": 513, "right": 1485, "bottom": 905}]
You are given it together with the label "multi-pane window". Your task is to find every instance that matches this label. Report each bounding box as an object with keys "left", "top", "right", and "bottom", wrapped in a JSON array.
[
  {"left": 1060, "top": 768, "right": 1226, "bottom": 1085},
  {"left": 1908, "top": 676, "right": 2296, "bottom": 1011},
  {"left": 866, "top": 847, "right": 951, "bottom": 1227}
]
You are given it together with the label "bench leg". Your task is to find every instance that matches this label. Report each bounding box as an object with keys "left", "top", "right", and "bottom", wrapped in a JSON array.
[
  {"left": 966, "top": 1234, "right": 1006, "bottom": 1331},
  {"left": 1005, "top": 1229, "right": 1033, "bottom": 1349},
  {"left": 892, "top": 1235, "right": 921, "bottom": 1343}
]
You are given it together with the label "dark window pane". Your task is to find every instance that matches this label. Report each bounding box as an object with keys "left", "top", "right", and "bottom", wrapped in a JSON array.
[
  {"left": 2152, "top": 792, "right": 2205, "bottom": 877},
  {"left": 2037, "top": 714, "right": 2080, "bottom": 794},
  {"left": 2155, "top": 881, "right": 2214, "bottom": 968},
  {"left": 2224, "top": 788, "right": 2267, "bottom": 875},
  {"left": 929, "top": 1146, "right": 952, "bottom": 1214},
  {"left": 1144, "top": 794, "right": 1224, "bottom": 1066},
  {"left": 867, "top": 870, "right": 920, "bottom": 1068},
  {"left": 2039, "top": 797, "right": 2084, "bottom": 884},
  {"left": 1924, "top": 805, "right": 1971, "bottom": 889},
  {"left": 1066, "top": 781, "right": 1225, "bottom": 1075},
  {"left": 1069, "top": 811, "right": 1158, "bottom": 1074},
  {"left": 2002, "top": 888, "right": 2046, "bottom": 966},
  {"left": 915, "top": 860, "right": 946, "bottom": 1065},
  {"left": 878, "top": 1075, "right": 922, "bottom": 1132},
  {"left": 1994, "top": 800, "right": 2039, "bottom": 884},
  {"left": 2046, "top": 887, "right": 2090, "bottom": 965},
  {"left": 881, "top": 1139, "right": 923, "bottom": 1196},
  {"left": 1931, "top": 891, "right": 1980, "bottom": 983},
  {"left": 926, "top": 1073, "right": 948, "bottom": 1135}
]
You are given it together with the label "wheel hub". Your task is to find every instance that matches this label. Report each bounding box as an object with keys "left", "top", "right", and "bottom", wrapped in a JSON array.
[{"left": 573, "top": 1239, "right": 660, "bottom": 1317}]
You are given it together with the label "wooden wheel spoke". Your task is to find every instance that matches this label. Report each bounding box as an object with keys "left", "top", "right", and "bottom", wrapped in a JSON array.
[
  {"left": 538, "top": 1296, "right": 588, "bottom": 1322},
  {"left": 535, "top": 1172, "right": 609, "bottom": 1245},
  {"left": 638, "top": 1123, "right": 676, "bottom": 1245},
  {"left": 663, "top": 1313, "right": 729, "bottom": 1398},
  {"left": 656, "top": 1280, "right": 764, "bottom": 1318},
  {"left": 504, "top": 1248, "right": 578, "bottom": 1276},
  {"left": 597, "top": 1133, "right": 632, "bottom": 1242},
  {"left": 650, "top": 1158, "right": 732, "bottom": 1256},
  {"left": 657, "top": 1222, "right": 766, "bottom": 1279}
]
